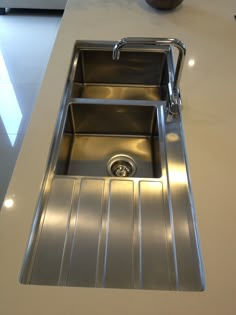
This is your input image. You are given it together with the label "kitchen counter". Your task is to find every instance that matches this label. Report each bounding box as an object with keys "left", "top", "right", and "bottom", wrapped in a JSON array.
[{"left": 1, "top": 0, "right": 236, "bottom": 314}]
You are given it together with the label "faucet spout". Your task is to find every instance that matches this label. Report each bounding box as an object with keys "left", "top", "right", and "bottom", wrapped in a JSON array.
[
  {"left": 112, "top": 38, "right": 128, "bottom": 60},
  {"left": 112, "top": 37, "right": 186, "bottom": 119},
  {"left": 112, "top": 37, "right": 186, "bottom": 92}
]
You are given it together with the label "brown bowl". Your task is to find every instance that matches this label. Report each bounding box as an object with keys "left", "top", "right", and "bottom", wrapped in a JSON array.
[{"left": 145, "top": 0, "right": 183, "bottom": 10}]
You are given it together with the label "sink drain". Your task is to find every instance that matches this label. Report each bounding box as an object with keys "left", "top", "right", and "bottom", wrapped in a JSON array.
[{"left": 107, "top": 154, "right": 137, "bottom": 177}]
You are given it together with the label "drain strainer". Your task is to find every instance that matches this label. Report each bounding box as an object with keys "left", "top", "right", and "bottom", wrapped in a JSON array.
[{"left": 107, "top": 154, "right": 137, "bottom": 177}]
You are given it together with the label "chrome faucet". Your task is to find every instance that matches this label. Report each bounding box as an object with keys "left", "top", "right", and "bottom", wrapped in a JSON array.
[{"left": 112, "top": 37, "right": 186, "bottom": 118}]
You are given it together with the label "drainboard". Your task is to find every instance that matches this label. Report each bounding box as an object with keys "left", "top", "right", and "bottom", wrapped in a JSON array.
[{"left": 28, "top": 177, "right": 174, "bottom": 289}]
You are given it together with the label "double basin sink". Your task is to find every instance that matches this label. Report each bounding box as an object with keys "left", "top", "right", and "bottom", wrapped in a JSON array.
[{"left": 21, "top": 38, "right": 205, "bottom": 291}]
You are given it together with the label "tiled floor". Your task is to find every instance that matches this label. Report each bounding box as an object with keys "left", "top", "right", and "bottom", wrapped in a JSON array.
[{"left": 0, "top": 9, "right": 62, "bottom": 207}]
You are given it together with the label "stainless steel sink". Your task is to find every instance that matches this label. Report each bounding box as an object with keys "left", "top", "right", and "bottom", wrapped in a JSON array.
[
  {"left": 55, "top": 102, "right": 162, "bottom": 178},
  {"left": 20, "top": 38, "right": 205, "bottom": 291}
]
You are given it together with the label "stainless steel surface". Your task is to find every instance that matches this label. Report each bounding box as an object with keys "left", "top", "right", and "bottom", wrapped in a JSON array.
[
  {"left": 55, "top": 102, "right": 162, "bottom": 178},
  {"left": 112, "top": 37, "right": 186, "bottom": 93},
  {"left": 70, "top": 42, "right": 169, "bottom": 101},
  {"left": 112, "top": 37, "right": 185, "bottom": 118},
  {"left": 25, "top": 176, "right": 176, "bottom": 289},
  {"left": 20, "top": 40, "right": 204, "bottom": 291},
  {"left": 71, "top": 84, "right": 163, "bottom": 100}
]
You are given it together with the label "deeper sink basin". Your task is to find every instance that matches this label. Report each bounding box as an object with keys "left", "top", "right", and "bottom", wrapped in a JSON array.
[
  {"left": 20, "top": 39, "right": 205, "bottom": 291},
  {"left": 55, "top": 102, "right": 162, "bottom": 178}
]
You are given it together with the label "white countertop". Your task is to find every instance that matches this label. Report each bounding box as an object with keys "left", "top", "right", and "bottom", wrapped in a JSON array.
[{"left": 1, "top": 0, "right": 236, "bottom": 314}]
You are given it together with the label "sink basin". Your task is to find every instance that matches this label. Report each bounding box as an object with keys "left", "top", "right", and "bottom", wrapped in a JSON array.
[
  {"left": 55, "top": 102, "right": 162, "bottom": 178},
  {"left": 20, "top": 39, "right": 205, "bottom": 291},
  {"left": 71, "top": 44, "right": 169, "bottom": 100}
]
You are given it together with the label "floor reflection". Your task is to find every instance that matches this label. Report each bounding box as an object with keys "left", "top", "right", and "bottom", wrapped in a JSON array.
[
  {"left": 0, "top": 11, "right": 61, "bottom": 208},
  {"left": 0, "top": 49, "right": 22, "bottom": 146}
]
